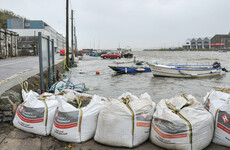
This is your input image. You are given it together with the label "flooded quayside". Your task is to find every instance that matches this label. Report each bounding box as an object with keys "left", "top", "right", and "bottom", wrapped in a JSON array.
[
  {"left": 1, "top": 51, "right": 229, "bottom": 150},
  {"left": 46, "top": 50, "right": 230, "bottom": 149},
  {"left": 69, "top": 51, "right": 230, "bottom": 103}
]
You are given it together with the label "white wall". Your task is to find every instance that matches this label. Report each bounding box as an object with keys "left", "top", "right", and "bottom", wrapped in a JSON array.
[
  {"left": 9, "top": 29, "right": 44, "bottom": 36},
  {"left": 9, "top": 28, "right": 65, "bottom": 51}
]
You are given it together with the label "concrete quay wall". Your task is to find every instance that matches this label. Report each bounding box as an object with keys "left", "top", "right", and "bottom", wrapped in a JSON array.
[{"left": 0, "top": 62, "right": 64, "bottom": 123}]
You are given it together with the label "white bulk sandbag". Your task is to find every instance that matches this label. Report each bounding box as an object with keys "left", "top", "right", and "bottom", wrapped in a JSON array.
[
  {"left": 51, "top": 94, "right": 104, "bottom": 143},
  {"left": 13, "top": 91, "right": 58, "bottom": 136},
  {"left": 22, "top": 89, "right": 39, "bottom": 101},
  {"left": 204, "top": 89, "right": 230, "bottom": 147},
  {"left": 20, "top": 81, "right": 39, "bottom": 101},
  {"left": 150, "top": 94, "right": 214, "bottom": 150},
  {"left": 94, "top": 92, "right": 156, "bottom": 148},
  {"left": 59, "top": 89, "right": 93, "bottom": 101}
]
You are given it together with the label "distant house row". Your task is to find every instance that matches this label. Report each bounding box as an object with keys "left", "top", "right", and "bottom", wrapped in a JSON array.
[
  {"left": 0, "top": 28, "right": 18, "bottom": 58},
  {"left": 0, "top": 18, "right": 66, "bottom": 58},
  {"left": 183, "top": 32, "right": 230, "bottom": 49}
]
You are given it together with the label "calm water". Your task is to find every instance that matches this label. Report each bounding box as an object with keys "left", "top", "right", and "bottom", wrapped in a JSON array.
[{"left": 67, "top": 51, "right": 230, "bottom": 103}]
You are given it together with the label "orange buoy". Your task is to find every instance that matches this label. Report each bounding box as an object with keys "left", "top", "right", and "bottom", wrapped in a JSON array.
[{"left": 96, "top": 71, "right": 100, "bottom": 75}]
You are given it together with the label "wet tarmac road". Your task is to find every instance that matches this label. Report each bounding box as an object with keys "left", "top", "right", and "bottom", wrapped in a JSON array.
[{"left": 0, "top": 54, "right": 63, "bottom": 83}]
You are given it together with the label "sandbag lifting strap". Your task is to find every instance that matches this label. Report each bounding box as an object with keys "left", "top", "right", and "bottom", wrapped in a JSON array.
[
  {"left": 18, "top": 79, "right": 29, "bottom": 93},
  {"left": 78, "top": 108, "right": 83, "bottom": 142},
  {"left": 181, "top": 94, "right": 189, "bottom": 101},
  {"left": 181, "top": 94, "right": 194, "bottom": 104},
  {"left": 215, "top": 108, "right": 220, "bottom": 119},
  {"left": 175, "top": 111, "right": 193, "bottom": 149},
  {"left": 204, "top": 91, "right": 213, "bottom": 105},
  {"left": 79, "top": 108, "right": 83, "bottom": 133},
  {"left": 75, "top": 97, "right": 83, "bottom": 142},
  {"left": 216, "top": 88, "right": 230, "bottom": 94},
  {"left": 38, "top": 98, "right": 48, "bottom": 127},
  {"left": 122, "top": 97, "right": 135, "bottom": 144},
  {"left": 166, "top": 94, "right": 193, "bottom": 149},
  {"left": 75, "top": 97, "right": 82, "bottom": 109}
]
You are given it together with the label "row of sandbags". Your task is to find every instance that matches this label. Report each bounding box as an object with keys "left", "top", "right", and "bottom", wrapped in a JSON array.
[
  {"left": 13, "top": 89, "right": 230, "bottom": 149},
  {"left": 13, "top": 89, "right": 104, "bottom": 143},
  {"left": 150, "top": 90, "right": 230, "bottom": 149},
  {"left": 13, "top": 90, "right": 156, "bottom": 144},
  {"left": 94, "top": 93, "right": 214, "bottom": 149}
]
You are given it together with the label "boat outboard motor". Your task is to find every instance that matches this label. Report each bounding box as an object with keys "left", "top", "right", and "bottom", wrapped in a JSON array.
[
  {"left": 136, "top": 61, "right": 143, "bottom": 65},
  {"left": 212, "top": 62, "right": 228, "bottom": 72},
  {"left": 213, "top": 62, "right": 221, "bottom": 68},
  {"left": 222, "top": 67, "right": 228, "bottom": 72}
]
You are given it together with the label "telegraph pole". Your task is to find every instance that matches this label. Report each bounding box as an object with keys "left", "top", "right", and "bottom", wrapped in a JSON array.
[
  {"left": 71, "top": 9, "right": 74, "bottom": 63},
  {"left": 66, "top": 0, "right": 69, "bottom": 68},
  {"left": 74, "top": 26, "right": 77, "bottom": 51}
]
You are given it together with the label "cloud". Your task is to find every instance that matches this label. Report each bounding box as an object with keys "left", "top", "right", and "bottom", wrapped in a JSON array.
[{"left": 1, "top": 0, "right": 230, "bottom": 49}]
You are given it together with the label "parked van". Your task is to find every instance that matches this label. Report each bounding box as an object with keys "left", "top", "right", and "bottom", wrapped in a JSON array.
[{"left": 60, "top": 49, "right": 66, "bottom": 56}]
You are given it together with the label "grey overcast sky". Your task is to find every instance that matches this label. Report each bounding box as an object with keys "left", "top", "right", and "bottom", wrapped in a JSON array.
[{"left": 1, "top": 0, "right": 230, "bottom": 50}]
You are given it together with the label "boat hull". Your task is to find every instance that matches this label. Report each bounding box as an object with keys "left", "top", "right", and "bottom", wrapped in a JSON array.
[
  {"left": 123, "top": 53, "right": 133, "bottom": 58},
  {"left": 109, "top": 66, "right": 151, "bottom": 73},
  {"left": 149, "top": 64, "right": 222, "bottom": 78}
]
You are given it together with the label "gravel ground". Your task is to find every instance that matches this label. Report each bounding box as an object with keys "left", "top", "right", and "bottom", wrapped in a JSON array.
[{"left": 0, "top": 124, "right": 229, "bottom": 150}]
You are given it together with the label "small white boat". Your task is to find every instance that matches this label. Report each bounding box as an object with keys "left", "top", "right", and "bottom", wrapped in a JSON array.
[{"left": 148, "top": 62, "right": 223, "bottom": 78}]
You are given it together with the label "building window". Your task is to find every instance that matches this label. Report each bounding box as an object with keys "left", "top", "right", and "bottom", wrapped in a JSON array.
[{"left": 25, "top": 23, "right": 30, "bottom": 27}]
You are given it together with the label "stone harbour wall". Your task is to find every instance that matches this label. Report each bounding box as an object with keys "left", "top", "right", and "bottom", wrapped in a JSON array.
[{"left": 0, "top": 91, "right": 20, "bottom": 122}]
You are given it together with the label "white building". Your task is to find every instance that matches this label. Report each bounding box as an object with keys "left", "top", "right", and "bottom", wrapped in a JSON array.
[
  {"left": 7, "top": 19, "right": 65, "bottom": 54},
  {"left": 182, "top": 37, "right": 211, "bottom": 49}
]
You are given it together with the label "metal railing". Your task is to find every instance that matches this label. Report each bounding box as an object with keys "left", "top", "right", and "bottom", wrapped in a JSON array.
[{"left": 38, "top": 32, "right": 55, "bottom": 93}]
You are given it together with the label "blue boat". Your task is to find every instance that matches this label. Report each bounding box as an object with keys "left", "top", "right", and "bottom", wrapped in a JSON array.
[{"left": 109, "top": 61, "right": 151, "bottom": 73}]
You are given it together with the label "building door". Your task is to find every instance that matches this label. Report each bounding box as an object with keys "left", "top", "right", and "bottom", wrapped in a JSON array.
[{"left": 8, "top": 44, "right": 12, "bottom": 57}]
